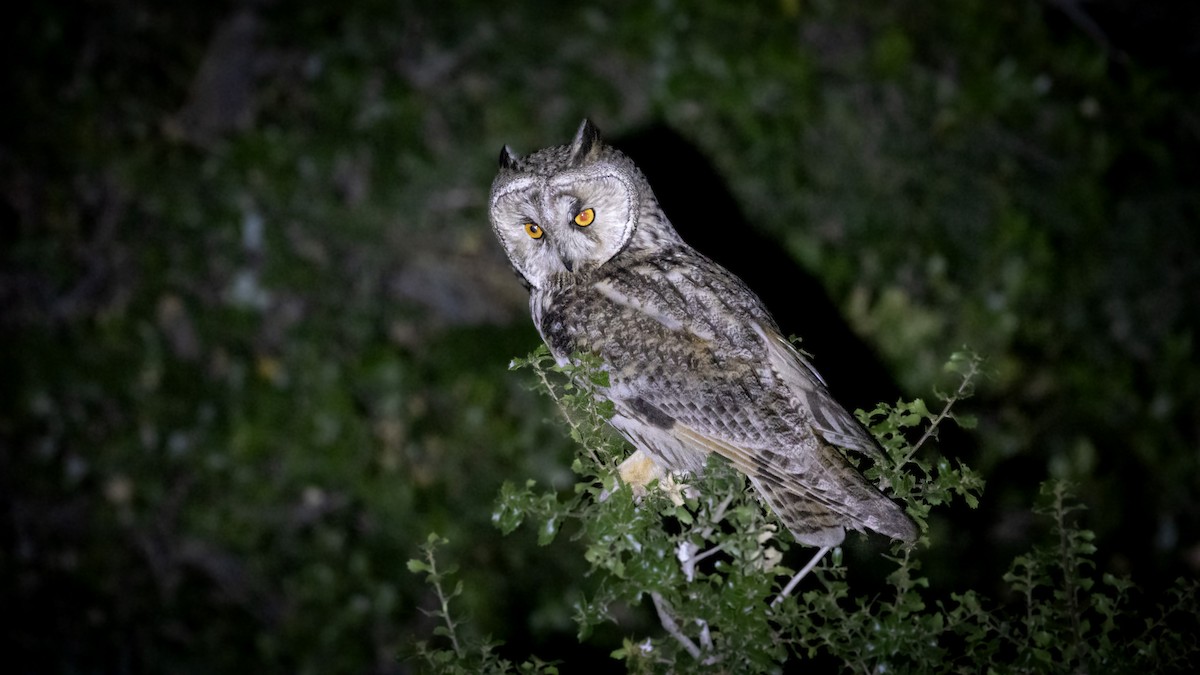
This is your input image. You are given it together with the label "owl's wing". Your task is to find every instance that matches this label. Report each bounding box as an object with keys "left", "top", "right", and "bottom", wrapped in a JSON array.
[
  {"left": 593, "top": 253, "right": 915, "bottom": 544},
  {"left": 669, "top": 418, "right": 914, "bottom": 546},
  {"left": 756, "top": 325, "right": 885, "bottom": 461},
  {"left": 592, "top": 260, "right": 883, "bottom": 461}
]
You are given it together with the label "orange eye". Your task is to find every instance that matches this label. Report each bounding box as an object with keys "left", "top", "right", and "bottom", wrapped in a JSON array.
[
  {"left": 524, "top": 222, "right": 543, "bottom": 239},
  {"left": 573, "top": 208, "right": 595, "bottom": 227}
]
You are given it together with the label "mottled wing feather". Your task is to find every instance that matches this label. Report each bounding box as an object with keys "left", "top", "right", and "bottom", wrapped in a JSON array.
[
  {"left": 573, "top": 249, "right": 915, "bottom": 544},
  {"left": 758, "top": 327, "right": 885, "bottom": 461},
  {"left": 670, "top": 422, "right": 850, "bottom": 546},
  {"left": 672, "top": 421, "right": 916, "bottom": 544}
]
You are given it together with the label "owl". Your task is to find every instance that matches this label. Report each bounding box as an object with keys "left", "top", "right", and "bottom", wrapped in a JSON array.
[{"left": 488, "top": 120, "right": 917, "bottom": 556}]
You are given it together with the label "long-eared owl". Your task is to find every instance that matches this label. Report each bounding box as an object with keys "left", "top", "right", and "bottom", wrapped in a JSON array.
[{"left": 488, "top": 120, "right": 916, "bottom": 548}]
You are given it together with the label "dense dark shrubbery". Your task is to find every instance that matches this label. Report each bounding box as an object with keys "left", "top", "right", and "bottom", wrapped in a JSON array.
[
  {"left": 4, "top": 1, "right": 1197, "bottom": 672},
  {"left": 408, "top": 348, "right": 1197, "bottom": 672}
]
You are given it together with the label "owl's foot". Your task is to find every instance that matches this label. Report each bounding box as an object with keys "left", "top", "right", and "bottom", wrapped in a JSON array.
[
  {"left": 616, "top": 450, "right": 691, "bottom": 506},
  {"left": 618, "top": 450, "right": 666, "bottom": 494}
]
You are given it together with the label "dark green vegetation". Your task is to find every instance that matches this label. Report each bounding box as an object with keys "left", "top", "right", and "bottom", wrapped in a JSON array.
[
  {"left": 414, "top": 349, "right": 1195, "bottom": 672},
  {"left": 4, "top": 1, "right": 1198, "bottom": 672}
]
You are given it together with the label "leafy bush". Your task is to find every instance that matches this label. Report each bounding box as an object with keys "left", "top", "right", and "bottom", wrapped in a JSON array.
[{"left": 409, "top": 348, "right": 1198, "bottom": 672}]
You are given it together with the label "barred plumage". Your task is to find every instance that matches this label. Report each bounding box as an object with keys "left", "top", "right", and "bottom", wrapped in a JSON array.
[{"left": 489, "top": 120, "right": 916, "bottom": 549}]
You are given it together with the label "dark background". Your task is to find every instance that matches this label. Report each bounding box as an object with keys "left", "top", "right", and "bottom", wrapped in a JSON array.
[{"left": 3, "top": 0, "right": 1198, "bottom": 671}]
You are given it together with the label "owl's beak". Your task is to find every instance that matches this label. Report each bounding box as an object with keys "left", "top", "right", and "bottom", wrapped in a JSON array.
[{"left": 559, "top": 254, "right": 575, "bottom": 273}]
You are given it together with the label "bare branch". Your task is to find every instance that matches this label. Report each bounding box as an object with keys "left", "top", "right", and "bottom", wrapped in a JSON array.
[
  {"left": 772, "top": 545, "right": 831, "bottom": 606},
  {"left": 650, "top": 592, "right": 701, "bottom": 660}
]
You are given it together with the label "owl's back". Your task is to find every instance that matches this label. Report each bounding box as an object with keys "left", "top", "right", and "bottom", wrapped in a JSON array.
[{"left": 533, "top": 243, "right": 916, "bottom": 546}]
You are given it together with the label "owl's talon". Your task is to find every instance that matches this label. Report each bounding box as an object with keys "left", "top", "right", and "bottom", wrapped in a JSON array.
[{"left": 618, "top": 450, "right": 664, "bottom": 497}]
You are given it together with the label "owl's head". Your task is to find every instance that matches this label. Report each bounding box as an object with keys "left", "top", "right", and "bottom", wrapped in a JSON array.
[{"left": 489, "top": 120, "right": 670, "bottom": 289}]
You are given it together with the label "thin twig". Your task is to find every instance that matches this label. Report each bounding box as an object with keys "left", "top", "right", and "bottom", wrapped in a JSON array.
[
  {"left": 772, "top": 545, "right": 831, "bottom": 606},
  {"left": 533, "top": 364, "right": 604, "bottom": 470},
  {"left": 425, "top": 546, "right": 463, "bottom": 657},
  {"left": 651, "top": 592, "right": 702, "bottom": 659},
  {"left": 697, "top": 618, "right": 713, "bottom": 651},
  {"left": 678, "top": 494, "right": 735, "bottom": 581},
  {"left": 1054, "top": 485, "right": 1084, "bottom": 661},
  {"left": 697, "top": 494, "right": 734, "bottom": 539},
  {"left": 905, "top": 358, "right": 980, "bottom": 461},
  {"left": 688, "top": 542, "right": 726, "bottom": 567}
]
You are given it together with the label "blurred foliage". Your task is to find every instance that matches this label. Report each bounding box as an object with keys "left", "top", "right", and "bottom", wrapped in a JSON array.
[{"left": 3, "top": 0, "right": 1198, "bottom": 672}]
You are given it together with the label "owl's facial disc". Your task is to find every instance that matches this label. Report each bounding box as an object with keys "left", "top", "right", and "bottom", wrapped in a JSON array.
[
  {"left": 544, "top": 169, "right": 636, "bottom": 273},
  {"left": 489, "top": 167, "right": 637, "bottom": 288}
]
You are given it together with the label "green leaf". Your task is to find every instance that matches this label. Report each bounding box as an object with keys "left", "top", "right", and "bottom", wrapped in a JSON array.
[{"left": 588, "top": 369, "right": 610, "bottom": 387}]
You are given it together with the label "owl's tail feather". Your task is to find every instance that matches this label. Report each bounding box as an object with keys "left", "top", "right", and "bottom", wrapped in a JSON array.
[
  {"left": 673, "top": 424, "right": 918, "bottom": 546},
  {"left": 749, "top": 470, "right": 918, "bottom": 546},
  {"left": 750, "top": 458, "right": 918, "bottom": 544}
]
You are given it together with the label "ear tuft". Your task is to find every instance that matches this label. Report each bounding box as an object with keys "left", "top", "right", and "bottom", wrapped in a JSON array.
[
  {"left": 568, "top": 119, "right": 602, "bottom": 167},
  {"left": 498, "top": 145, "right": 519, "bottom": 170}
]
